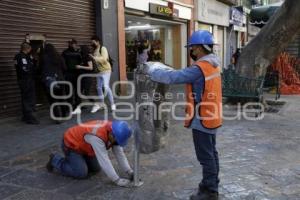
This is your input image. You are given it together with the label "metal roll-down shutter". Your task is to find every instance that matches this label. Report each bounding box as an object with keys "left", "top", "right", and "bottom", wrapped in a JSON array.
[{"left": 0, "top": 0, "right": 96, "bottom": 118}]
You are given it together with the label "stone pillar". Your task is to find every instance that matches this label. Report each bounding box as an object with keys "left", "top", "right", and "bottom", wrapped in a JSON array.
[{"left": 134, "top": 63, "right": 171, "bottom": 154}]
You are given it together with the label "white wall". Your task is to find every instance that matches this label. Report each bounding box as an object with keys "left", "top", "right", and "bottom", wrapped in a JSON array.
[
  {"left": 181, "top": 23, "right": 187, "bottom": 68},
  {"left": 164, "top": 27, "right": 173, "bottom": 66}
]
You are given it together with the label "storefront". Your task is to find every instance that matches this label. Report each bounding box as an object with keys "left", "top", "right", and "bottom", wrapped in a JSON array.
[
  {"left": 122, "top": 0, "right": 193, "bottom": 79},
  {"left": 196, "top": 0, "right": 230, "bottom": 69},
  {"left": 0, "top": 0, "right": 97, "bottom": 118}
]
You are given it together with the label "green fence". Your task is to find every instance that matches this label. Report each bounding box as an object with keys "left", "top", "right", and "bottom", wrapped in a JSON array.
[{"left": 222, "top": 68, "right": 264, "bottom": 102}]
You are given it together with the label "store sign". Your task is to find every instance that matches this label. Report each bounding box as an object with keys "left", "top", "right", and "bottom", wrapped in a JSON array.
[
  {"left": 230, "top": 7, "right": 244, "bottom": 27},
  {"left": 150, "top": 3, "right": 175, "bottom": 17},
  {"left": 197, "top": 0, "right": 230, "bottom": 27},
  {"left": 233, "top": 25, "right": 246, "bottom": 32},
  {"left": 125, "top": 0, "right": 192, "bottom": 20}
]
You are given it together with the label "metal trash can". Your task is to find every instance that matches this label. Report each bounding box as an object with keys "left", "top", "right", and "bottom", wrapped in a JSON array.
[{"left": 134, "top": 62, "right": 171, "bottom": 154}]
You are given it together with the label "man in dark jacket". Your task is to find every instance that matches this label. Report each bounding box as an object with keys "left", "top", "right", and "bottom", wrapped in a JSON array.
[
  {"left": 62, "top": 39, "right": 81, "bottom": 110},
  {"left": 14, "top": 42, "right": 39, "bottom": 124}
]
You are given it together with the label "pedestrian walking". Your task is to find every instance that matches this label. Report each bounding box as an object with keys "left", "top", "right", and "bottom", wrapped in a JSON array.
[
  {"left": 141, "top": 30, "right": 222, "bottom": 200},
  {"left": 230, "top": 48, "right": 241, "bottom": 70},
  {"left": 90, "top": 36, "right": 116, "bottom": 112},
  {"left": 40, "top": 43, "right": 68, "bottom": 123},
  {"left": 46, "top": 120, "right": 134, "bottom": 187},
  {"left": 14, "top": 42, "right": 39, "bottom": 124}
]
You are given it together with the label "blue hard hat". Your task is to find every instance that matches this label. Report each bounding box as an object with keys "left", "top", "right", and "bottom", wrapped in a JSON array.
[
  {"left": 112, "top": 120, "right": 132, "bottom": 147},
  {"left": 186, "top": 30, "right": 215, "bottom": 47}
]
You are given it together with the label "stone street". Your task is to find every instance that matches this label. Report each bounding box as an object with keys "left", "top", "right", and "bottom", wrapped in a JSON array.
[{"left": 0, "top": 86, "right": 299, "bottom": 200}]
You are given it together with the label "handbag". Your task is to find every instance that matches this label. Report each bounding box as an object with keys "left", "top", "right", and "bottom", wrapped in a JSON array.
[
  {"left": 90, "top": 55, "right": 101, "bottom": 73},
  {"left": 45, "top": 74, "right": 60, "bottom": 90}
]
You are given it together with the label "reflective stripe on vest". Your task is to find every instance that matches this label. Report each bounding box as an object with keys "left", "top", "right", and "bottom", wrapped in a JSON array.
[
  {"left": 91, "top": 121, "right": 102, "bottom": 135},
  {"left": 184, "top": 61, "right": 223, "bottom": 129},
  {"left": 205, "top": 72, "right": 221, "bottom": 81}
]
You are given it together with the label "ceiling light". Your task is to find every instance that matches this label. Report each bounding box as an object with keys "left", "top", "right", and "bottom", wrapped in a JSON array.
[{"left": 125, "top": 24, "right": 151, "bottom": 30}]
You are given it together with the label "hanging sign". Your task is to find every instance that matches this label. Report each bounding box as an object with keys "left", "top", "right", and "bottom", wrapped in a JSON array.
[{"left": 150, "top": 3, "right": 175, "bottom": 17}]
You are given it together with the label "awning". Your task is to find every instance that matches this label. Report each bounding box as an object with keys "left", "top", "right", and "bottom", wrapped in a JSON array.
[{"left": 249, "top": 2, "right": 282, "bottom": 28}]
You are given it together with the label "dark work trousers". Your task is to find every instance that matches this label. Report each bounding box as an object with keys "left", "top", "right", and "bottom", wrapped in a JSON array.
[
  {"left": 51, "top": 142, "right": 100, "bottom": 178},
  {"left": 64, "top": 71, "right": 80, "bottom": 109},
  {"left": 192, "top": 129, "right": 219, "bottom": 192},
  {"left": 18, "top": 78, "right": 36, "bottom": 120},
  {"left": 45, "top": 85, "right": 69, "bottom": 120}
]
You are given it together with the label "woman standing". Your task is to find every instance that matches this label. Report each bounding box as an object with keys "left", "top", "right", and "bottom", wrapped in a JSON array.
[
  {"left": 71, "top": 45, "right": 96, "bottom": 114},
  {"left": 40, "top": 43, "right": 68, "bottom": 123},
  {"left": 90, "top": 36, "right": 116, "bottom": 112}
]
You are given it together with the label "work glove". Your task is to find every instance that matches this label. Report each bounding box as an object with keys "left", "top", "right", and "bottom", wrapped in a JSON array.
[
  {"left": 137, "top": 62, "right": 173, "bottom": 75},
  {"left": 114, "top": 178, "right": 131, "bottom": 187},
  {"left": 136, "top": 63, "right": 150, "bottom": 75}
]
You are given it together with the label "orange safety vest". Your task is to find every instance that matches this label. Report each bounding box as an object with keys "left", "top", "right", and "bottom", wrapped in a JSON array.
[
  {"left": 185, "top": 61, "right": 223, "bottom": 129},
  {"left": 64, "top": 120, "right": 112, "bottom": 157}
]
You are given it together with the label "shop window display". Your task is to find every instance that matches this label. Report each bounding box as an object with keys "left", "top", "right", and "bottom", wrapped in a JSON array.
[{"left": 126, "top": 30, "right": 163, "bottom": 73}]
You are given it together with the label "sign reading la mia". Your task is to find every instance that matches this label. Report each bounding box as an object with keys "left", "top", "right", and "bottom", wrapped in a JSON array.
[{"left": 149, "top": 3, "right": 179, "bottom": 17}]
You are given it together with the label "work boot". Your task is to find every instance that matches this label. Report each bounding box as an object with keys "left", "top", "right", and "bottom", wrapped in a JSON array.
[
  {"left": 46, "top": 154, "right": 54, "bottom": 172},
  {"left": 190, "top": 192, "right": 218, "bottom": 200},
  {"left": 190, "top": 185, "right": 219, "bottom": 200}
]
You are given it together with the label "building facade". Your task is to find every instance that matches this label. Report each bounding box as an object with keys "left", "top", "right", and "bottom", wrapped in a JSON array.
[
  {"left": 4, "top": 0, "right": 291, "bottom": 119},
  {"left": 117, "top": 0, "right": 194, "bottom": 82},
  {"left": 195, "top": 0, "right": 236, "bottom": 68},
  {"left": 0, "top": 0, "right": 194, "bottom": 118}
]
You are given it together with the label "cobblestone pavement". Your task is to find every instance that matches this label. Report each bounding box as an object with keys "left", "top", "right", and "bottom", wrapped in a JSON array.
[{"left": 0, "top": 87, "right": 299, "bottom": 200}]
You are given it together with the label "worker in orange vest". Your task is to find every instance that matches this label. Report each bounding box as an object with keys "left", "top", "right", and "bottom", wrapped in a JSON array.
[
  {"left": 46, "top": 120, "right": 134, "bottom": 187},
  {"left": 140, "top": 30, "right": 222, "bottom": 200}
]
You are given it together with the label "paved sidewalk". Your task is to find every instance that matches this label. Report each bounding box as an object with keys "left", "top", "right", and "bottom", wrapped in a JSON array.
[{"left": 0, "top": 87, "right": 299, "bottom": 200}]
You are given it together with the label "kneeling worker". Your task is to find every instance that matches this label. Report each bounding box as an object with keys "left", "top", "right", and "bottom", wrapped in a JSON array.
[{"left": 46, "top": 120, "right": 134, "bottom": 187}]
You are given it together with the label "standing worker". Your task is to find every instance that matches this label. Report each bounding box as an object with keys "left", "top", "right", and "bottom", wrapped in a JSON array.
[
  {"left": 141, "top": 30, "right": 222, "bottom": 200},
  {"left": 14, "top": 42, "right": 39, "bottom": 124},
  {"left": 46, "top": 120, "right": 134, "bottom": 187}
]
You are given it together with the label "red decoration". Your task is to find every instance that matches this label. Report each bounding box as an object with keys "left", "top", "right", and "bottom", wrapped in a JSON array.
[{"left": 271, "top": 52, "right": 300, "bottom": 95}]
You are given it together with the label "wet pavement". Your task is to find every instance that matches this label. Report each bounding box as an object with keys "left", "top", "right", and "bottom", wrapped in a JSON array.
[{"left": 0, "top": 86, "right": 299, "bottom": 200}]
